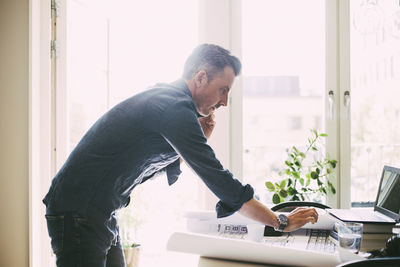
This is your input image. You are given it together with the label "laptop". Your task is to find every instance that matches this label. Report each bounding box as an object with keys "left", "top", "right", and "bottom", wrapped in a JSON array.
[{"left": 328, "top": 165, "right": 400, "bottom": 224}]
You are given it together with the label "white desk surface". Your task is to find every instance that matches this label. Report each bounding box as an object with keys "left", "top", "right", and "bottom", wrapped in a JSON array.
[{"left": 198, "top": 257, "right": 288, "bottom": 267}]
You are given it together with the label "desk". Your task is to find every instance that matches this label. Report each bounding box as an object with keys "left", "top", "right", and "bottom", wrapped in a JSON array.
[
  {"left": 164, "top": 230, "right": 390, "bottom": 267},
  {"left": 198, "top": 257, "right": 288, "bottom": 267},
  {"left": 137, "top": 248, "right": 292, "bottom": 267}
]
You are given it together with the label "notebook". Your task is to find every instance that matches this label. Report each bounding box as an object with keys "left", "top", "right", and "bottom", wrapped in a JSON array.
[{"left": 328, "top": 165, "right": 400, "bottom": 224}]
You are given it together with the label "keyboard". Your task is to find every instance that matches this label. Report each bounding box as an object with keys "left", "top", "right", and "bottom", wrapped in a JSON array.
[
  {"left": 216, "top": 224, "right": 336, "bottom": 254},
  {"left": 306, "top": 229, "right": 336, "bottom": 253},
  {"left": 263, "top": 229, "right": 336, "bottom": 253}
]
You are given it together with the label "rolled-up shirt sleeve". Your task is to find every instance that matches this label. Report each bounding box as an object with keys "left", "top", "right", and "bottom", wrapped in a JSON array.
[{"left": 159, "top": 101, "right": 254, "bottom": 218}]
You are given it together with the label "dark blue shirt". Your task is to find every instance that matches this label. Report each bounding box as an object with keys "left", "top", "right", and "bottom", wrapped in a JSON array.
[{"left": 43, "top": 79, "right": 254, "bottom": 241}]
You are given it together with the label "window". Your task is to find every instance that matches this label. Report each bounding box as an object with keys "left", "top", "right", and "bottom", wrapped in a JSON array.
[
  {"left": 350, "top": 0, "right": 400, "bottom": 205},
  {"left": 241, "top": 0, "right": 326, "bottom": 204}
]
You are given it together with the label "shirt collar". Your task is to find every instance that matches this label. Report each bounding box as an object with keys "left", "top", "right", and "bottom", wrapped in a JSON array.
[{"left": 171, "top": 78, "right": 203, "bottom": 118}]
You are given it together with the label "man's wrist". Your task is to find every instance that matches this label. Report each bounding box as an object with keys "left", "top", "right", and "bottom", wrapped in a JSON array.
[
  {"left": 273, "top": 214, "right": 280, "bottom": 229},
  {"left": 274, "top": 214, "right": 289, "bottom": 232}
]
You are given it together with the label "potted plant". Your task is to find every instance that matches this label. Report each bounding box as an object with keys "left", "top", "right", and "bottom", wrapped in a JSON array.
[
  {"left": 265, "top": 129, "right": 337, "bottom": 204},
  {"left": 122, "top": 242, "right": 141, "bottom": 267},
  {"left": 119, "top": 203, "right": 143, "bottom": 267}
]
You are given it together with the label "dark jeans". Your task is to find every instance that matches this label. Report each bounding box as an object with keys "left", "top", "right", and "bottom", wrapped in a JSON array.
[{"left": 45, "top": 212, "right": 126, "bottom": 267}]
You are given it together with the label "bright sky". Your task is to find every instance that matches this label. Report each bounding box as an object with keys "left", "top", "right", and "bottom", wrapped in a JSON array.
[{"left": 242, "top": 0, "right": 325, "bottom": 94}]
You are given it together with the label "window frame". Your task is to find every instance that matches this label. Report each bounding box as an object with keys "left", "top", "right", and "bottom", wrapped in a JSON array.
[{"left": 29, "top": 0, "right": 54, "bottom": 266}]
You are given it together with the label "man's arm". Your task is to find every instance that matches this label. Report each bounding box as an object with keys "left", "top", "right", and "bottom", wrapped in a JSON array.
[
  {"left": 179, "top": 114, "right": 215, "bottom": 164},
  {"left": 191, "top": 115, "right": 318, "bottom": 231},
  {"left": 239, "top": 198, "right": 319, "bottom": 232},
  {"left": 160, "top": 103, "right": 253, "bottom": 217}
]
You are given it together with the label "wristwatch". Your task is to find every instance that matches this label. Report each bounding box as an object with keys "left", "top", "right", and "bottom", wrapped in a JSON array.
[{"left": 275, "top": 214, "right": 289, "bottom": 232}]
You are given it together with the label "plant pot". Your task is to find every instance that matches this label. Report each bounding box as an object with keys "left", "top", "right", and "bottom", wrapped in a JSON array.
[{"left": 123, "top": 246, "right": 140, "bottom": 267}]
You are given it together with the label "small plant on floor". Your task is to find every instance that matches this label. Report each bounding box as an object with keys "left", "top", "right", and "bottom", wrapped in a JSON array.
[
  {"left": 122, "top": 243, "right": 141, "bottom": 249},
  {"left": 265, "top": 129, "right": 337, "bottom": 204}
]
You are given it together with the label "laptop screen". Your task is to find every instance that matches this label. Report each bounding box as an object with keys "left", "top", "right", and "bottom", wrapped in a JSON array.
[{"left": 374, "top": 166, "right": 400, "bottom": 220}]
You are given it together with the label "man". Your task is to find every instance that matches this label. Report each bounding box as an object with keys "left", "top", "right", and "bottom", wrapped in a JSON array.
[{"left": 43, "top": 44, "right": 318, "bottom": 267}]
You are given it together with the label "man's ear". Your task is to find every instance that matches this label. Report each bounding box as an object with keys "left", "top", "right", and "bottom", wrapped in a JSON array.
[{"left": 194, "top": 70, "right": 208, "bottom": 88}]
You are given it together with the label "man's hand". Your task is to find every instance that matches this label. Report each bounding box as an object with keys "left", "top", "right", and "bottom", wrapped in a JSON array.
[
  {"left": 239, "top": 198, "right": 319, "bottom": 232},
  {"left": 284, "top": 207, "right": 319, "bottom": 232},
  {"left": 199, "top": 114, "right": 215, "bottom": 139}
]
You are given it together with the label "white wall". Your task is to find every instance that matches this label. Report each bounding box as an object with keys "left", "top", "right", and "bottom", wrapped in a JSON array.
[{"left": 0, "top": 0, "right": 30, "bottom": 266}]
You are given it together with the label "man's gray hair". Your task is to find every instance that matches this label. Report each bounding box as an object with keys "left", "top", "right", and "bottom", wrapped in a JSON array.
[{"left": 182, "top": 44, "right": 242, "bottom": 81}]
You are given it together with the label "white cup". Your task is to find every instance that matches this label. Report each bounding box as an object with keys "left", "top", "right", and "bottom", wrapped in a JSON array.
[{"left": 247, "top": 224, "right": 265, "bottom": 242}]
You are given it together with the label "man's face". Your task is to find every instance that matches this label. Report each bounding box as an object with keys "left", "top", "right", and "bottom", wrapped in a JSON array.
[{"left": 193, "top": 66, "right": 235, "bottom": 117}]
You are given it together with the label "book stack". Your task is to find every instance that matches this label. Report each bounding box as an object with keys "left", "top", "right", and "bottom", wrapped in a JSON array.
[{"left": 329, "top": 216, "right": 400, "bottom": 251}]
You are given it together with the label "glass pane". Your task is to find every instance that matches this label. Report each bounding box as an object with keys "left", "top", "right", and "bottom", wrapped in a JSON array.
[
  {"left": 65, "top": 0, "right": 199, "bottom": 266},
  {"left": 242, "top": 0, "right": 326, "bottom": 204},
  {"left": 67, "top": 0, "right": 109, "bottom": 150},
  {"left": 350, "top": 0, "right": 400, "bottom": 205}
]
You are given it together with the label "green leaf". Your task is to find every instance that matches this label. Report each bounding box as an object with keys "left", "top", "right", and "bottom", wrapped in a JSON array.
[
  {"left": 312, "top": 146, "right": 318, "bottom": 151},
  {"left": 279, "top": 189, "right": 288, "bottom": 198},
  {"left": 320, "top": 133, "right": 328, "bottom": 137},
  {"left": 299, "top": 178, "right": 304, "bottom": 186},
  {"left": 331, "top": 186, "right": 336, "bottom": 194},
  {"left": 285, "top": 169, "right": 291, "bottom": 175},
  {"left": 327, "top": 168, "right": 331, "bottom": 174},
  {"left": 280, "top": 180, "right": 287, "bottom": 188},
  {"left": 272, "top": 193, "right": 281, "bottom": 204},
  {"left": 287, "top": 178, "right": 292, "bottom": 187},
  {"left": 312, "top": 128, "right": 318, "bottom": 136},
  {"left": 311, "top": 171, "right": 318, "bottom": 179},
  {"left": 328, "top": 181, "right": 336, "bottom": 194},
  {"left": 265, "top": 182, "right": 275, "bottom": 191},
  {"left": 285, "top": 160, "right": 293, "bottom": 167},
  {"left": 329, "top": 160, "right": 337, "bottom": 168},
  {"left": 299, "top": 152, "right": 306, "bottom": 158},
  {"left": 316, "top": 168, "right": 320, "bottom": 174},
  {"left": 306, "top": 176, "right": 311, "bottom": 186},
  {"left": 288, "top": 187, "right": 296, "bottom": 195},
  {"left": 292, "top": 195, "right": 300, "bottom": 201},
  {"left": 305, "top": 173, "right": 311, "bottom": 179},
  {"left": 293, "top": 171, "right": 300, "bottom": 179}
]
